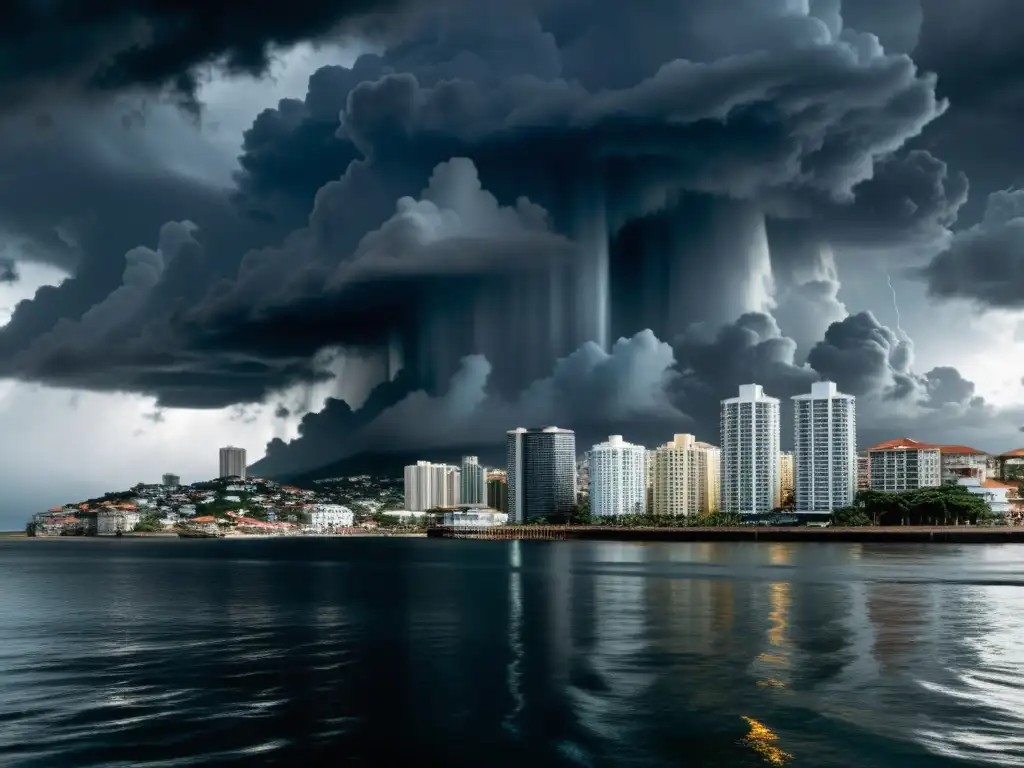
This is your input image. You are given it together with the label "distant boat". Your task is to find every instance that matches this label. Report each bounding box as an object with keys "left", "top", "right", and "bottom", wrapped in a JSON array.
[{"left": 176, "top": 529, "right": 225, "bottom": 539}]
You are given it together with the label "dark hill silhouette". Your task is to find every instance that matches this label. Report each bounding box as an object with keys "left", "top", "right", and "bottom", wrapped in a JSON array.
[{"left": 253, "top": 444, "right": 506, "bottom": 485}]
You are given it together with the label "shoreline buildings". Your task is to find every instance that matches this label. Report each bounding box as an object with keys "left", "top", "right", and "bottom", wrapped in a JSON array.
[
  {"left": 589, "top": 435, "right": 647, "bottom": 517},
  {"left": 404, "top": 461, "right": 460, "bottom": 511},
  {"left": 792, "top": 381, "right": 857, "bottom": 516},
  {"left": 720, "top": 384, "right": 780, "bottom": 516},
  {"left": 507, "top": 427, "right": 577, "bottom": 523},
  {"left": 779, "top": 452, "right": 794, "bottom": 503},
  {"left": 218, "top": 446, "right": 247, "bottom": 480},
  {"left": 867, "top": 438, "right": 941, "bottom": 491},
  {"left": 650, "top": 433, "right": 720, "bottom": 517},
  {"left": 460, "top": 456, "right": 486, "bottom": 505}
]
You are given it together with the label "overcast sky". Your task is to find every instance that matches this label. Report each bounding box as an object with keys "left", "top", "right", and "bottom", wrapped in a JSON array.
[{"left": 1, "top": 0, "right": 1023, "bottom": 528}]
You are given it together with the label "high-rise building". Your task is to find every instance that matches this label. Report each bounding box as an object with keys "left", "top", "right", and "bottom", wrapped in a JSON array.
[
  {"left": 779, "top": 452, "right": 794, "bottom": 502},
  {"left": 218, "top": 446, "right": 247, "bottom": 480},
  {"left": 162, "top": 473, "right": 181, "bottom": 487},
  {"left": 403, "top": 461, "right": 461, "bottom": 511},
  {"left": 720, "top": 384, "right": 780, "bottom": 516},
  {"left": 650, "top": 433, "right": 721, "bottom": 517},
  {"left": 506, "top": 427, "right": 577, "bottom": 523},
  {"left": 867, "top": 438, "right": 941, "bottom": 491},
  {"left": 857, "top": 451, "right": 870, "bottom": 489},
  {"left": 486, "top": 472, "right": 509, "bottom": 513},
  {"left": 792, "top": 381, "right": 857, "bottom": 515},
  {"left": 460, "top": 456, "right": 487, "bottom": 505},
  {"left": 589, "top": 436, "right": 646, "bottom": 517}
]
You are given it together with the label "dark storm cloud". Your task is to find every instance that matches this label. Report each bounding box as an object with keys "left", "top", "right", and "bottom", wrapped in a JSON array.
[
  {"left": 920, "top": 188, "right": 1024, "bottom": 308},
  {"left": 253, "top": 330, "right": 687, "bottom": 477},
  {"left": 0, "top": 0, "right": 1016, "bottom": 471},
  {"left": 186, "top": 156, "right": 577, "bottom": 357},
  {"left": 0, "top": 0, "right": 422, "bottom": 112},
  {"left": 0, "top": 257, "right": 18, "bottom": 284}
]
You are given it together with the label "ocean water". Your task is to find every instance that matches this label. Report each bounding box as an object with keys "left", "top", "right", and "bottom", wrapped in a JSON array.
[{"left": 1, "top": 538, "right": 1023, "bottom": 767}]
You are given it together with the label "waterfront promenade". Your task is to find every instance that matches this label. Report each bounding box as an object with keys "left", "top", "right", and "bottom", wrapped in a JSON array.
[{"left": 427, "top": 525, "right": 1024, "bottom": 543}]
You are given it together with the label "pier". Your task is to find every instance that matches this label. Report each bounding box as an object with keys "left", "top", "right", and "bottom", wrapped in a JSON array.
[{"left": 427, "top": 525, "right": 1024, "bottom": 543}]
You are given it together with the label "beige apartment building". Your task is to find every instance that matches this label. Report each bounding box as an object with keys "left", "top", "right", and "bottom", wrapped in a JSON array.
[
  {"left": 779, "top": 451, "right": 794, "bottom": 504},
  {"left": 651, "top": 434, "right": 721, "bottom": 517}
]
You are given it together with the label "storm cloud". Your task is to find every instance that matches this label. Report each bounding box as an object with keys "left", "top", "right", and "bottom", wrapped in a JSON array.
[{"left": 1, "top": 0, "right": 1022, "bottom": 479}]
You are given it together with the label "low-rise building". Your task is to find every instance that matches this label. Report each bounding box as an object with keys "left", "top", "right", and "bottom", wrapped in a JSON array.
[
  {"left": 868, "top": 438, "right": 942, "bottom": 491},
  {"left": 998, "top": 449, "right": 1024, "bottom": 482},
  {"left": 442, "top": 509, "right": 508, "bottom": 527},
  {"left": 309, "top": 504, "right": 354, "bottom": 532},
  {"left": 97, "top": 508, "right": 142, "bottom": 535},
  {"left": 939, "top": 445, "right": 988, "bottom": 484},
  {"left": 958, "top": 478, "right": 1013, "bottom": 516}
]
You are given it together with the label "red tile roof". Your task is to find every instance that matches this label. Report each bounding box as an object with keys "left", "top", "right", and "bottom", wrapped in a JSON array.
[
  {"left": 982, "top": 479, "right": 1016, "bottom": 489},
  {"left": 867, "top": 438, "right": 938, "bottom": 451},
  {"left": 191, "top": 515, "right": 217, "bottom": 523},
  {"left": 937, "top": 444, "right": 987, "bottom": 456},
  {"left": 1000, "top": 448, "right": 1024, "bottom": 458}
]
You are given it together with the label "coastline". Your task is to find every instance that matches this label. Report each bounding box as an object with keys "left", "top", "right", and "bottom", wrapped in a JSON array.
[
  {"left": 7, "top": 531, "right": 428, "bottom": 540},
  {"left": 427, "top": 525, "right": 1024, "bottom": 543}
]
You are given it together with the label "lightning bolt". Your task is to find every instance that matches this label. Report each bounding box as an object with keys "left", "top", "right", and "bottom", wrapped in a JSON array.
[{"left": 884, "top": 267, "right": 905, "bottom": 339}]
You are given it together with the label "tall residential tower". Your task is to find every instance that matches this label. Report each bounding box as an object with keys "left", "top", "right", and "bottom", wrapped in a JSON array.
[
  {"left": 650, "top": 433, "right": 720, "bottom": 517},
  {"left": 506, "top": 427, "right": 577, "bottom": 523},
  {"left": 589, "top": 435, "right": 646, "bottom": 517},
  {"left": 720, "top": 384, "right": 780, "bottom": 516},
  {"left": 460, "top": 456, "right": 487, "bottom": 505},
  {"left": 218, "top": 446, "right": 247, "bottom": 480},
  {"left": 792, "top": 381, "right": 857, "bottom": 515},
  {"left": 404, "top": 461, "right": 461, "bottom": 511}
]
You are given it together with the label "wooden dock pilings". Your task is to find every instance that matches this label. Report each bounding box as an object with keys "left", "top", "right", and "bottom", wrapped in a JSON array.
[
  {"left": 426, "top": 525, "right": 1024, "bottom": 543},
  {"left": 428, "top": 525, "right": 568, "bottom": 540}
]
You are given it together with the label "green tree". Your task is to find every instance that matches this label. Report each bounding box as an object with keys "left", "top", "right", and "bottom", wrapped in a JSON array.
[
  {"left": 133, "top": 514, "right": 164, "bottom": 533},
  {"left": 569, "top": 495, "right": 592, "bottom": 525},
  {"left": 831, "top": 506, "right": 870, "bottom": 526}
]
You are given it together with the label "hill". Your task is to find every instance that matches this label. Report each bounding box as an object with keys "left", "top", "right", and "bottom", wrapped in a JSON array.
[{"left": 266, "top": 445, "right": 507, "bottom": 486}]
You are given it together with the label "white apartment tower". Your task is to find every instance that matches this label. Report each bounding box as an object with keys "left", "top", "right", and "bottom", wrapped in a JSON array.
[
  {"left": 651, "top": 434, "right": 721, "bottom": 517},
  {"left": 460, "top": 456, "right": 487, "bottom": 505},
  {"left": 218, "top": 446, "right": 247, "bottom": 479},
  {"left": 720, "top": 384, "right": 780, "bottom": 516},
  {"left": 792, "top": 381, "right": 857, "bottom": 515},
  {"left": 589, "top": 436, "right": 647, "bottom": 517},
  {"left": 404, "top": 461, "right": 461, "bottom": 511}
]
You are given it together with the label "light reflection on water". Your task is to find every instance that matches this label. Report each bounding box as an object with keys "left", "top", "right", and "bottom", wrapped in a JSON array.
[{"left": 1, "top": 538, "right": 1023, "bottom": 767}]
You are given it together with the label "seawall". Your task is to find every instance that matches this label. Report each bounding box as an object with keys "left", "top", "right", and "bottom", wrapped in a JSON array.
[{"left": 427, "top": 525, "right": 1024, "bottom": 543}]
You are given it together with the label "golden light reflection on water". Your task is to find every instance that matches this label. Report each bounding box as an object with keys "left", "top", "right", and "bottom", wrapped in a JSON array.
[
  {"left": 767, "top": 582, "right": 790, "bottom": 652},
  {"left": 740, "top": 716, "right": 793, "bottom": 766}
]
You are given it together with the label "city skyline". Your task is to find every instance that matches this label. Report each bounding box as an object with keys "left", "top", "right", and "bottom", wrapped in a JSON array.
[{"left": 3, "top": 1, "right": 1024, "bottom": 527}]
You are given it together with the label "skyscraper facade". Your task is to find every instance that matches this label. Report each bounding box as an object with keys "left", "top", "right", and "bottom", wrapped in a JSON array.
[
  {"left": 720, "top": 384, "right": 780, "bottom": 516},
  {"left": 460, "top": 456, "right": 487, "bottom": 505},
  {"left": 792, "top": 381, "right": 857, "bottom": 515},
  {"left": 404, "top": 461, "right": 461, "bottom": 511},
  {"left": 162, "top": 473, "right": 181, "bottom": 487},
  {"left": 589, "top": 435, "right": 646, "bottom": 517},
  {"left": 218, "top": 446, "right": 247, "bottom": 480},
  {"left": 651, "top": 433, "right": 721, "bottom": 517},
  {"left": 506, "top": 427, "right": 577, "bottom": 523},
  {"left": 486, "top": 473, "right": 509, "bottom": 513}
]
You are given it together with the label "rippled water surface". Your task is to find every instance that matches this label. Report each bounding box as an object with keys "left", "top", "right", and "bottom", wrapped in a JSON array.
[{"left": 2, "top": 538, "right": 1024, "bottom": 767}]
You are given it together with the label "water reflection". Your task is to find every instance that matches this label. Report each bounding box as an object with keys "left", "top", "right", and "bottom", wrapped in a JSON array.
[{"left": 4, "top": 539, "right": 1024, "bottom": 767}]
